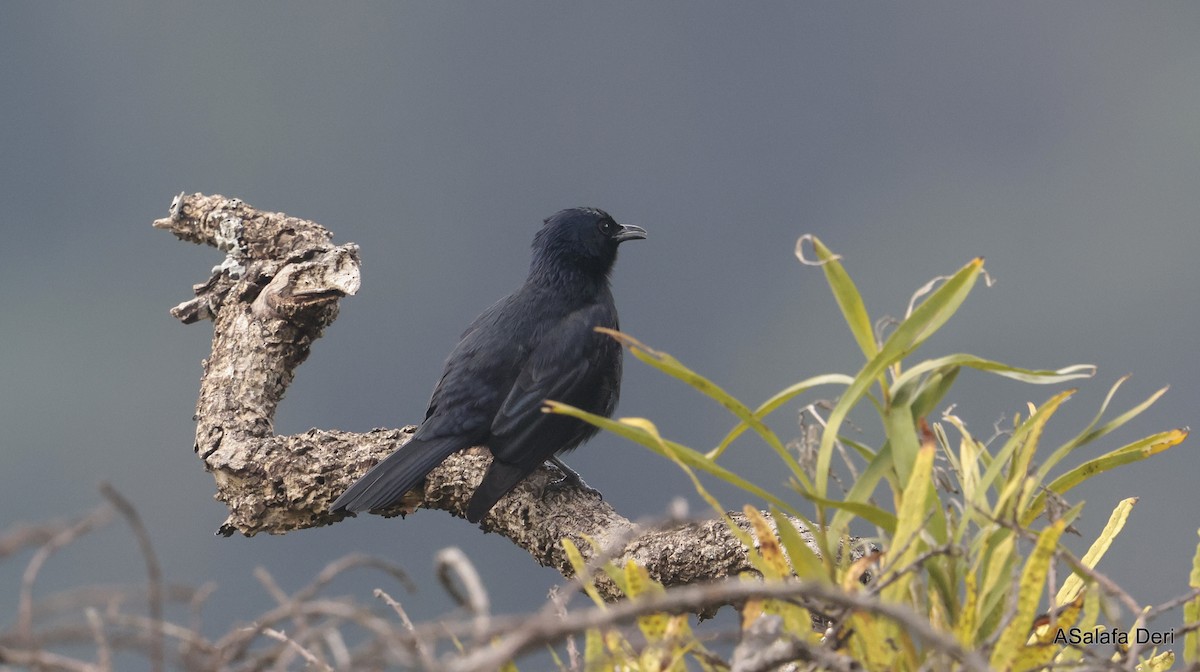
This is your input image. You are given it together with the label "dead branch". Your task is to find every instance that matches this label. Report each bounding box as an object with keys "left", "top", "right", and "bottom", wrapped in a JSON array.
[{"left": 154, "top": 193, "right": 825, "bottom": 602}]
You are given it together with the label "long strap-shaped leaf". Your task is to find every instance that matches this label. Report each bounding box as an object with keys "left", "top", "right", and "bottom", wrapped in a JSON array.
[
  {"left": 1021, "top": 429, "right": 1187, "bottom": 526},
  {"left": 544, "top": 401, "right": 804, "bottom": 520},
  {"left": 799, "top": 235, "right": 878, "bottom": 362},
  {"left": 595, "top": 328, "right": 814, "bottom": 493},
  {"left": 989, "top": 518, "right": 1067, "bottom": 671},
  {"left": 712, "top": 373, "right": 855, "bottom": 459},
  {"left": 817, "top": 258, "right": 984, "bottom": 500}
]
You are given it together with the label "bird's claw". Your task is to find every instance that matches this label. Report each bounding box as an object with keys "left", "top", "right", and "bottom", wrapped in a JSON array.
[{"left": 540, "top": 457, "right": 603, "bottom": 500}]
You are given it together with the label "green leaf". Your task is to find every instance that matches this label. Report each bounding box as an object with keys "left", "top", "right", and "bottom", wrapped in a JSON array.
[
  {"left": 597, "top": 328, "right": 813, "bottom": 492},
  {"left": 989, "top": 518, "right": 1067, "bottom": 671},
  {"left": 1024, "top": 429, "right": 1188, "bottom": 525},
  {"left": 545, "top": 402, "right": 805, "bottom": 518},
  {"left": 891, "top": 354, "right": 1095, "bottom": 391},
  {"left": 977, "top": 390, "right": 1074, "bottom": 509},
  {"left": 909, "top": 366, "right": 960, "bottom": 421},
  {"left": 798, "top": 491, "right": 898, "bottom": 533},
  {"left": 1056, "top": 498, "right": 1136, "bottom": 605},
  {"left": 1035, "top": 382, "right": 1169, "bottom": 483},
  {"left": 882, "top": 442, "right": 936, "bottom": 605},
  {"left": 829, "top": 441, "right": 898, "bottom": 536},
  {"left": 712, "top": 373, "right": 855, "bottom": 459},
  {"left": 885, "top": 400, "right": 923, "bottom": 486},
  {"left": 1185, "top": 529, "right": 1200, "bottom": 664},
  {"left": 770, "top": 506, "right": 829, "bottom": 582},
  {"left": 817, "top": 257, "right": 985, "bottom": 498},
  {"left": 976, "top": 528, "right": 1017, "bottom": 640},
  {"left": 800, "top": 235, "right": 878, "bottom": 361}
]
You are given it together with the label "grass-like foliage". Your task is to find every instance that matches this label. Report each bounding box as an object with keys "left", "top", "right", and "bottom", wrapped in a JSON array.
[{"left": 549, "top": 236, "right": 1196, "bottom": 671}]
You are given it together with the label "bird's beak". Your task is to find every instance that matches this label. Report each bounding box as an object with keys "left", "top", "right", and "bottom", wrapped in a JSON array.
[{"left": 614, "top": 224, "right": 647, "bottom": 243}]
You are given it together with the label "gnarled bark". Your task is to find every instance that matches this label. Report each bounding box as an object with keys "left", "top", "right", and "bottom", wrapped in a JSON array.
[{"left": 155, "top": 193, "right": 823, "bottom": 601}]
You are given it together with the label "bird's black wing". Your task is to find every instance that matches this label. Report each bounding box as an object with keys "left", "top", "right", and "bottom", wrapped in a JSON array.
[
  {"left": 465, "top": 302, "right": 620, "bottom": 521},
  {"left": 490, "top": 301, "right": 620, "bottom": 454}
]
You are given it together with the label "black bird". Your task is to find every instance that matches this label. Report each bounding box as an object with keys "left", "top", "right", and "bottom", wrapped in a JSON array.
[{"left": 331, "top": 208, "right": 645, "bottom": 523}]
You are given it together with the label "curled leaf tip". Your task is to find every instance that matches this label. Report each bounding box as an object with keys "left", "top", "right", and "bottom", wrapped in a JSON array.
[{"left": 794, "top": 234, "right": 842, "bottom": 266}]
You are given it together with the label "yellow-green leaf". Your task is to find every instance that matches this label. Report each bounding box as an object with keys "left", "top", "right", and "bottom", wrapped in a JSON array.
[
  {"left": 712, "top": 373, "right": 855, "bottom": 458},
  {"left": 817, "top": 257, "right": 984, "bottom": 498},
  {"left": 596, "top": 328, "right": 812, "bottom": 491},
  {"left": 745, "top": 507, "right": 788, "bottom": 580},
  {"left": 991, "top": 391, "right": 1074, "bottom": 518},
  {"left": 1056, "top": 498, "right": 1136, "bottom": 604},
  {"left": 1018, "top": 594, "right": 1084, "bottom": 671},
  {"left": 545, "top": 402, "right": 803, "bottom": 518},
  {"left": 561, "top": 538, "right": 607, "bottom": 609},
  {"left": 1027, "top": 429, "right": 1187, "bottom": 524},
  {"left": 1037, "top": 382, "right": 1167, "bottom": 482},
  {"left": 801, "top": 235, "right": 878, "bottom": 361},
  {"left": 800, "top": 491, "right": 898, "bottom": 534},
  {"left": 882, "top": 441, "right": 936, "bottom": 605},
  {"left": 990, "top": 518, "right": 1067, "bottom": 671},
  {"left": 957, "top": 570, "right": 979, "bottom": 648},
  {"left": 770, "top": 507, "right": 828, "bottom": 582},
  {"left": 1185, "top": 529, "right": 1200, "bottom": 664}
]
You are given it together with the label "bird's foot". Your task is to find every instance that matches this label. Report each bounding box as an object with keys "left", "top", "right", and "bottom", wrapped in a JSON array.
[{"left": 541, "top": 456, "right": 603, "bottom": 500}]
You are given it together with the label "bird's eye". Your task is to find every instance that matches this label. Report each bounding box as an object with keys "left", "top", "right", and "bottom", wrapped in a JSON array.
[{"left": 597, "top": 219, "right": 615, "bottom": 236}]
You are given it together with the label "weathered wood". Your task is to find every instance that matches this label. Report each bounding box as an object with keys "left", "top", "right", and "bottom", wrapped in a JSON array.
[{"left": 156, "top": 193, "right": 821, "bottom": 603}]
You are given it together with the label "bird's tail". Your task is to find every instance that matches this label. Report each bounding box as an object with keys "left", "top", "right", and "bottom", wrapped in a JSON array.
[
  {"left": 465, "top": 460, "right": 529, "bottom": 523},
  {"left": 330, "top": 436, "right": 469, "bottom": 514}
]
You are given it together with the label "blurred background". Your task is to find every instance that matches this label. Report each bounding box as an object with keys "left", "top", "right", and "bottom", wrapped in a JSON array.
[{"left": 2, "top": 0, "right": 1199, "bottom": 655}]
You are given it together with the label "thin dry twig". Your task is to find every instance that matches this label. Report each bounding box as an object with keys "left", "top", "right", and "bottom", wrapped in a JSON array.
[
  {"left": 376, "top": 588, "right": 437, "bottom": 671},
  {"left": 17, "top": 506, "right": 113, "bottom": 643},
  {"left": 263, "top": 628, "right": 333, "bottom": 672},
  {"left": 0, "top": 645, "right": 98, "bottom": 672},
  {"left": 84, "top": 608, "right": 111, "bottom": 672},
  {"left": 99, "top": 482, "right": 165, "bottom": 672},
  {"left": 445, "top": 578, "right": 991, "bottom": 672},
  {"left": 0, "top": 520, "right": 85, "bottom": 560}
]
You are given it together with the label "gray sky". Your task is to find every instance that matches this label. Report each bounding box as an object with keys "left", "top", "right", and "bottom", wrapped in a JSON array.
[{"left": 3, "top": 1, "right": 1199, "bottom": 648}]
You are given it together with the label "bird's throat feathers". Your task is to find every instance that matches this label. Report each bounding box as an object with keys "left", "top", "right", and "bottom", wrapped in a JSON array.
[{"left": 526, "top": 251, "right": 614, "bottom": 299}]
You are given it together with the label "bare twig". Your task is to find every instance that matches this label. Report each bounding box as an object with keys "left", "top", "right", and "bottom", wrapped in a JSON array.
[
  {"left": 0, "top": 645, "right": 98, "bottom": 672},
  {"left": 84, "top": 609, "right": 111, "bottom": 672},
  {"left": 376, "top": 588, "right": 438, "bottom": 671},
  {"left": 0, "top": 520, "right": 87, "bottom": 559},
  {"left": 263, "top": 628, "right": 333, "bottom": 672},
  {"left": 549, "top": 587, "right": 581, "bottom": 672},
  {"left": 445, "top": 579, "right": 990, "bottom": 672},
  {"left": 731, "top": 614, "right": 857, "bottom": 672},
  {"left": 322, "top": 628, "right": 352, "bottom": 670},
  {"left": 98, "top": 482, "right": 164, "bottom": 672},
  {"left": 17, "top": 506, "right": 113, "bottom": 643}
]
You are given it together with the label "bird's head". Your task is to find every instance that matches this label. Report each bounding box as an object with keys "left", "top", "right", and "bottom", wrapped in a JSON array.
[{"left": 531, "top": 207, "right": 646, "bottom": 280}]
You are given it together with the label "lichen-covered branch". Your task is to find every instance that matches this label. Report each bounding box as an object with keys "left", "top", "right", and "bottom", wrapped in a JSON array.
[{"left": 155, "top": 193, "right": 816, "bottom": 601}]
